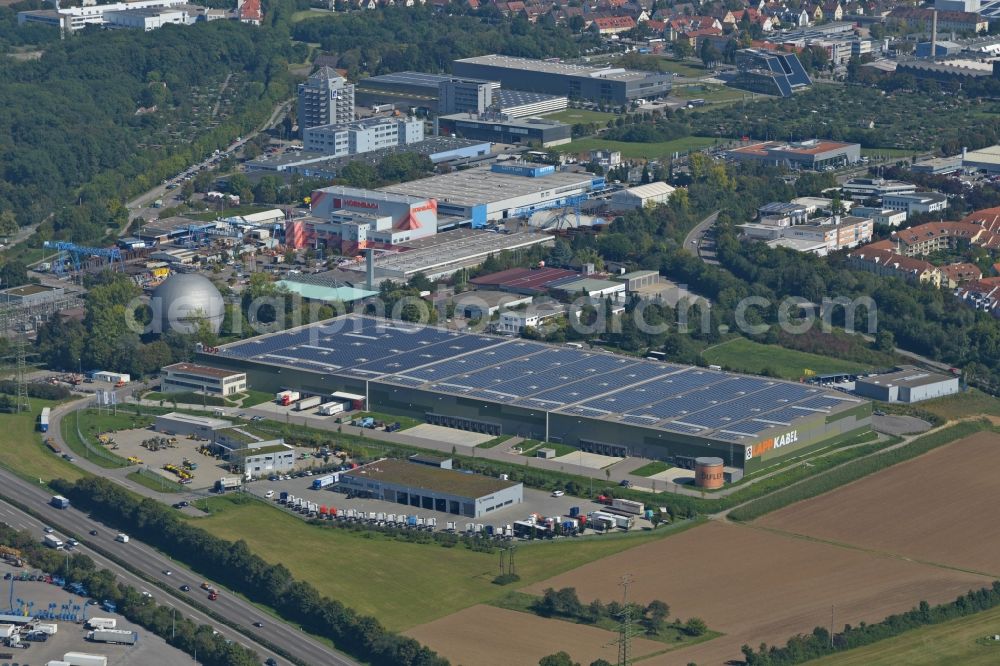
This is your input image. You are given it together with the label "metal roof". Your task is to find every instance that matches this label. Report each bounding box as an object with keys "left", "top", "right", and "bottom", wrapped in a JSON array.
[
  {"left": 344, "top": 458, "right": 519, "bottom": 498},
  {"left": 212, "top": 315, "right": 866, "bottom": 444}
]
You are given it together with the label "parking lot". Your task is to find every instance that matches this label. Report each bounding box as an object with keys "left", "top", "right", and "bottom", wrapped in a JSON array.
[
  {"left": 244, "top": 473, "right": 652, "bottom": 533},
  {"left": 0, "top": 562, "right": 190, "bottom": 666}
]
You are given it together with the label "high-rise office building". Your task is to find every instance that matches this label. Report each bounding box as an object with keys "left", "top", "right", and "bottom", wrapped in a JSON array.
[{"left": 297, "top": 67, "right": 355, "bottom": 136}]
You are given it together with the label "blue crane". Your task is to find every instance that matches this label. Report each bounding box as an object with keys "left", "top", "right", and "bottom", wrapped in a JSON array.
[{"left": 43, "top": 241, "right": 124, "bottom": 276}]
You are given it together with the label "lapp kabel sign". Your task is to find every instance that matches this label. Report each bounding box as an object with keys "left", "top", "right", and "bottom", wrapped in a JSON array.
[{"left": 745, "top": 430, "right": 799, "bottom": 460}]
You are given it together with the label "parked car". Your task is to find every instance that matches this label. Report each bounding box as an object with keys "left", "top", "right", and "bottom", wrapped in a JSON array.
[{"left": 551, "top": 490, "right": 565, "bottom": 497}]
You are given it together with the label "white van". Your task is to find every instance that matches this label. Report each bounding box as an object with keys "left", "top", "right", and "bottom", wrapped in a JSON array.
[{"left": 115, "top": 533, "right": 130, "bottom": 543}]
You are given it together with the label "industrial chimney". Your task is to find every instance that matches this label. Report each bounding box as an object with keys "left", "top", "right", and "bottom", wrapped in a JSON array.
[
  {"left": 365, "top": 248, "right": 375, "bottom": 291},
  {"left": 931, "top": 10, "right": 938, "bottom": 60}
]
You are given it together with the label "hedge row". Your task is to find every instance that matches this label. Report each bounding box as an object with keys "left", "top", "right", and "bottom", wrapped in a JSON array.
[{"left": 742, "top": 581, "right": 1000, "bottom": 665}]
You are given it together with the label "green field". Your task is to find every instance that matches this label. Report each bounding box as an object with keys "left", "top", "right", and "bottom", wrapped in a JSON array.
[
  {"left": 188, "top": 496, "right": 689, "bottom": 631},
  {"left": 518, "top": 439, "right": 577, "bottom": 458},
  {"left": 561, "top": 136, "right": 717, "bottom": 159},
  {"left": 913, "top": 388, "right": 1000, "bottom": 421},
  {"left": 701, "top": 337, "right": 872, "bottom": 380},
  {"left": 0, "top": 400, "right": 86, "bottom": 483},
  {"left": 671, "top": 84, "right": 748, "bottom": 103},
  {"left": 542, "top": 109, "right": 619, "bottom": 125},
  {"left": 290, "top": 8, "right": 334, "bottom": 22},
  {"left": 239, "top": 389, "right": 274, "bottom": 407},
  {"left": 476, "top": 434, "right": 513, "bottom": 449},
  {"left": 811, "top": 603, "right": 1000, "bottom": 666},
  {"left": 144, "top": 391, "right": 226, "bottom": 407},
  {"left": 630, "top": 461, "right": 673, "bottom": 477},
  {"left": 61, "top": 409, "right": 154, "bottom": 468}
]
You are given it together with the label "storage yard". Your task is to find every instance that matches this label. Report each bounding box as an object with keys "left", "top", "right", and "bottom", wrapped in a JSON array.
[
  {"left": 0, "top": 563, "right": 189, "bottom": 666},
  {"left": 198, "top": 314, "right": 872, "bottom": 476},
  {"left": 758, "top": 430, "right": 1000, "bottom": 575}
]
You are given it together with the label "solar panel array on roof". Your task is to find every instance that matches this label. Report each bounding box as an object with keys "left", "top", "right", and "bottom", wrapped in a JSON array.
[{"left": 214, "top": 315, "right": 862, "bottom": 442}]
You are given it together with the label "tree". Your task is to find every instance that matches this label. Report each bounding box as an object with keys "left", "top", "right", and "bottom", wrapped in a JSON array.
[
  {"left": 685, "top": 617, "right": 708, "bottom": 636},
  {"left": 0, "top": 210, "right": 17, "bottom": 237},
  {"left": 875, "top": 328, "right": 895, "bottom": 353},
  {"left": 644, "top": 599, "right": 670, "bottom": 635},
  {"left": 539, "top": 652, "right": 580, "bottom": 666},
  {"left": 0, "top": 260, "right": 29, "bottom": 289}
]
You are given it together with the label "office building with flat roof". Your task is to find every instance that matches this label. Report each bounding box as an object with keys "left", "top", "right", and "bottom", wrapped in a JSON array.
[
  {"left": 436, "top": 113, "right": 572, "bottom": 147},
  {"left": 162, "top": 362, "right": 247, "bottom": 396},
  {"left": 303, "top": 117, "right": 424, "bottom": 155},
  {"left": 298, "top": 67, "right": 355, "bottom": 134},
  {"left": 453, "top": 55, "right": 672, "bottom": 104}
]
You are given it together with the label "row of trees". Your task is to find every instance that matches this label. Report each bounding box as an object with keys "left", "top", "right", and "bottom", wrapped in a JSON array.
[
  {"left": 742, "top": 580, "right": 1000, "bottom": 665},
  {"left": 0, "top": 522, "right": 261, "bottom": 665},
  {"left": 533, "top": 587, "right": 699, "bottom": 638},
  {"left": 51, "top": 477, "right": 448, "bottom": 666}
]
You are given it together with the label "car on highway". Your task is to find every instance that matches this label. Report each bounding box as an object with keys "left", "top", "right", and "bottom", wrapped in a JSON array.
[
  {"left": 265, "top": 658, "right": 278, "bottom": 666},
  {"left": 43, "top": 526, "right": 54, "bottom": 534},
  {"left": 253, "top": 622, "right": 264, "bottom": 628},
  {"left": 180, "top": 585, "right": 191, "bottom": 592},
  {"left": 163, "top": 570, "right": 173, "bottom": 576},
  {"left": 66, "top": 539, "right": 78, "bottom": 548},
  {"left": 89, "top": 529, "right": 98, "bottom": 536}
]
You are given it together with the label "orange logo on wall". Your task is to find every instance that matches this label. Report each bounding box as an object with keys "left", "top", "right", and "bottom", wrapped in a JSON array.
[{"left": 745, "top": 430, "right": 799, "bottom": 460}]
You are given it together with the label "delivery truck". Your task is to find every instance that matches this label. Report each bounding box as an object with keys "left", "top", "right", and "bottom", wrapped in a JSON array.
[
  {"left": 317, "top": 401, "right": 345, "bottom": 416},
  {"left": 43, "top": 534, "right": 64, "bottom": 549},
  {"left": 50, "top": 495, "right": 70, "bottom": 509},
  {"left": 215, "top": 477, "right": 241, "bottom": 493},
  {"left": 87, "top": 629, "right": 138, "bottom": 645},
  {"left": 611, "top": 498, "right": 645, "bottom": 516},
  {"left": 311, "top": 474, "right": 338, "bottom": 490},
  {"left": 39, "top": 407, "right": 50, "bottom": 433},
  {"left": 275, "top": 390, "right": 300, "bottom": 406},
  {"left": 295, "top": 395, "right": 322, "bottom": 411}
]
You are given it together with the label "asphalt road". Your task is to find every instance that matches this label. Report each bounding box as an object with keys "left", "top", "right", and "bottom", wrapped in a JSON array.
[
  {"left": 683, "top": 210, "right": 720, "bottom": 264},
  {"left": 0, "top": 498, "right": 261, "bottom": 660},
  {"left": 0, "top": 467, "right": 358, "bottom": 666}
]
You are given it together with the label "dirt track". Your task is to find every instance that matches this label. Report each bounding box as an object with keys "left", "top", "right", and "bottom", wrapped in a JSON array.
[{"left": 758, "top": 430, "right": 1000, "bottom": 576}]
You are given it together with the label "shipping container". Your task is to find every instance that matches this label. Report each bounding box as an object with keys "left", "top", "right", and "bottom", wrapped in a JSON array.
[
  {"left": 611, "top": 498, "right": 645, "bottom": 516},
  {"left": 63, "top": 653, "right": 109, "bottom": 666},
  {"left": 87, "top": 629, "right": 138, "bottom": 645},
  {"left": 86, "top": 618, "right": 116, "bottom": 630}
]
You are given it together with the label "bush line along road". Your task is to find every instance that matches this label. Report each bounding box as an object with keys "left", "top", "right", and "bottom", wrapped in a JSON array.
[{"left": 0, "top": 465, "right": 358, "bottom": 666}]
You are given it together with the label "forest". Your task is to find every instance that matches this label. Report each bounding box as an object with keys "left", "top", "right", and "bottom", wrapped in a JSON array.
[
  {"left": 291, "top": 6, "right": 598, "bottom": 78},
  {"left": 0, "top": 5, "right": 307, "bottom": 245}
]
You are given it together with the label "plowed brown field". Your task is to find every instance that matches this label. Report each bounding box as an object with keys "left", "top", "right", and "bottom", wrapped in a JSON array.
[
  {"left": 406, "top": 604, "right": 666, "bottom": 666},
  {"left": 758, "top": 430, "right": 1000, "bottom": 575}
]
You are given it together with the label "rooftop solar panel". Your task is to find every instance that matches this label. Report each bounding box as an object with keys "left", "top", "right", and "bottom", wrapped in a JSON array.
[{"left": 213, "top": 315, "right": 864, "bottom": 444}]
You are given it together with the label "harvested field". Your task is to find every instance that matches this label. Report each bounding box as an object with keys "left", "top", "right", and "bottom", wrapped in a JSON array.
[
  {"left": 758, "top": 430, "right": 1000, "bottom": 576},
  {"left": 406, "top": 604, "right": 665, "bottom": 666},
  {"left": 522, "top": 521, "right": 991, "bottom": 665}
]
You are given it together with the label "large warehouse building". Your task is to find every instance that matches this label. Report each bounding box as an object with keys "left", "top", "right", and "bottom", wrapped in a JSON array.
[
  {"left": 853, "top": 367, "right": 960, "bottom": 403},
  {"left": 195, "top": 315, "right": 872, "bottom": 474},
  {"left": 340, "top": 458, "right": 523, "bottom": 518},
  {"left": 453, "top": 55, "right": 672, "bottom": 104},
  {"left": 436, "top": 113, "right": 572, "bottom": 147}
]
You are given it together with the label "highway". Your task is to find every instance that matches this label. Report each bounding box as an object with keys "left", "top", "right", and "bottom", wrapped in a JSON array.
[{"left": 0, "top": 467, "right": 357, "bottom": 666}]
